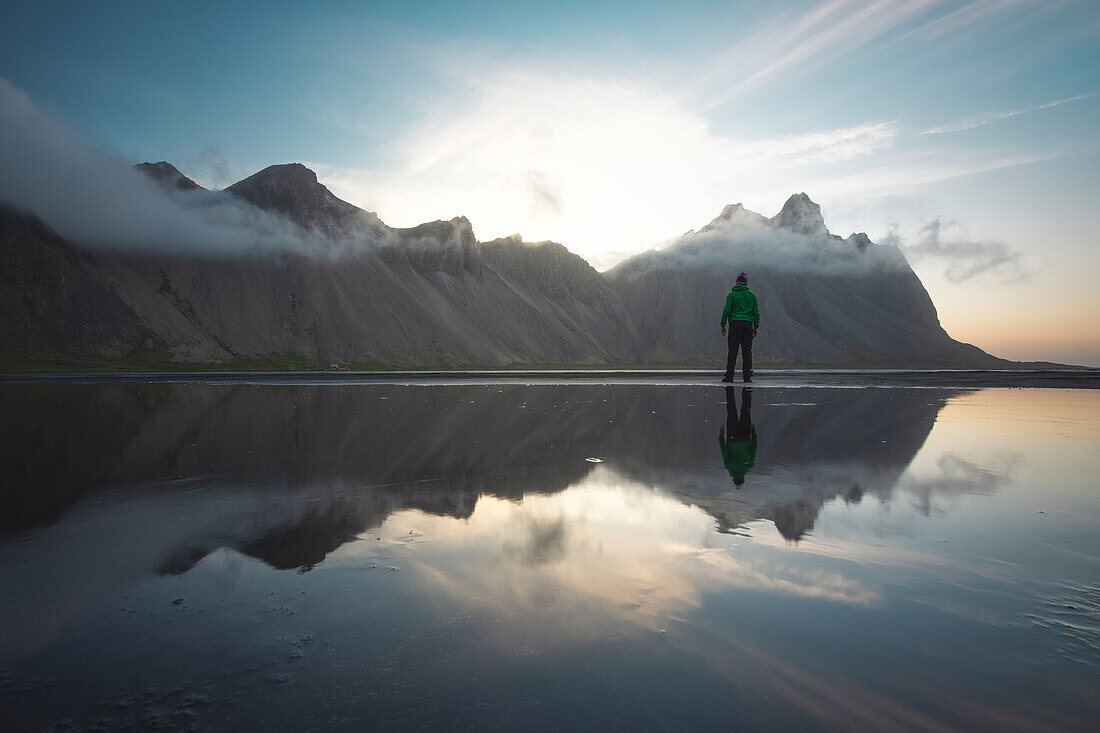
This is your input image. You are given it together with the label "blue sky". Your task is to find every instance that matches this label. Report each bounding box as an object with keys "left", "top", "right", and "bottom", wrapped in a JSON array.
[{"left": 1, "top": 0, "right": 1098, "bottom": 364}]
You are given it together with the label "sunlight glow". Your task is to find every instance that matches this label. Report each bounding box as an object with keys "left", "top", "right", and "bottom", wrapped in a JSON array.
[{"left": 316, "top": 73, "right": 897, "bottom": 269}]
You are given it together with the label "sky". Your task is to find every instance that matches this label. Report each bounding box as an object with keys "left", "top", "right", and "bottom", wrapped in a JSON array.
[{"left": 1, "top": 0, "right": 1098, "bottom": 365}]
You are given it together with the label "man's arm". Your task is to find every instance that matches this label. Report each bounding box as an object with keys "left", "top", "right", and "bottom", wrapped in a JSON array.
[
  {"left": 752, "top": 293, "right": 760, "bottom": 336},
  {"left": 720, "top": 292, "right": 732, "bottom": 334}
]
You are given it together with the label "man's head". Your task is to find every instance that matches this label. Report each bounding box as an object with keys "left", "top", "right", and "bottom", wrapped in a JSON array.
[{"left": 736, "top": 272, "right": 748, "bottom": 285}]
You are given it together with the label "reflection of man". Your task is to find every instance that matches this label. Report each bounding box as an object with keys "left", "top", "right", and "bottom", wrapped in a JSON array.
[{"left": 719, "top": 386, "right": 756, "bottom": 486}]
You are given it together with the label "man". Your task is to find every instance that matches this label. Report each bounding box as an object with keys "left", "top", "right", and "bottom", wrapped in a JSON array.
[
  {"left": 720, "top": 272, "right": 759, "bottom": 383},
  {"left": 719, "top": 386, "right": 756, "bottom": 486}
]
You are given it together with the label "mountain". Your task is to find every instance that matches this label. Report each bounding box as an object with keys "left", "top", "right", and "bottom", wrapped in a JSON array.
[
  {"left": 225, "top": 162, "right": 385, "bottom": 238},
  {"left": 606, "top": 194, "right": 1003, "bottom": 367},
  {"left": 0, "top": 162, "right": 1007, "bottom": 368},
  {"left": 769, "top": 192, "right": 828, "bottom": 236},
  {"left": 135, "top": 161, "right": 203, "bottom": 192},
  {"left": 13, "top": 162, "right": 632, "bottom": 366}
]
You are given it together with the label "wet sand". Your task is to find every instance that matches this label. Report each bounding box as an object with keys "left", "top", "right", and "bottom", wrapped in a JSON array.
[{"left": 1, "top": 379, "right": 1097, "bottom": 730}]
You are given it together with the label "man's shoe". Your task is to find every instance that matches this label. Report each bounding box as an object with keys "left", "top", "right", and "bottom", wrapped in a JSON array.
[
  {"left": 721, "top": 375, "right": 734, "bottom": 383},
  {"left": 743, "top": 376, "right": 753, "bottom": 383}
]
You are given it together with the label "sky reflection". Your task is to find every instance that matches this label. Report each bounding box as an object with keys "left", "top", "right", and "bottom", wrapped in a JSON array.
[
  {"left": 1, "top": 384, "right": 1097, "bottom": 730},
  {"left": 341, "top": 471, "right": 880, "bottom": 646}
]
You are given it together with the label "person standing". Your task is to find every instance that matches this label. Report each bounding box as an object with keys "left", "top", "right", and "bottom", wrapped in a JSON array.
[{"left": 720, "top": 272, "right": 759, "bottom": 383}]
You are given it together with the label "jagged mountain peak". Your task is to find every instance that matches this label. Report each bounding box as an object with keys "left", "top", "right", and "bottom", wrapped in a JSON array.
[
  {"left": 847, "top": 231, "right": 872, "bottom": 252},
  {"left": 771, "top": 192, "right": 828, "bottom": 236},
  {"left": 235, "top": 162, "right": 317, "bottom": 187},
  {"left": 701, "top": 202, "right": 770, "bottom": 232},
  {"left": 136, "top": 161, "right": 203, "bottom": 192},
  {"left": 225, "top": 163, "right": 381, "bottom": 233},
  {"left": 395, "top": 216, "right": 477, "bottom": 248},
  {"left": 226, "top": 163, "right": 331, "bottom": 204}
]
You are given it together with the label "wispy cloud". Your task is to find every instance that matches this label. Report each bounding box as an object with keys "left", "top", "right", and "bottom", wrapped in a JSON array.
[
  {"left": 920, "top": 92, "right": 1095, "bottom": 135},
  {"left": 806, "top": 149, "right": 1062, "bottom": 198},
  {"left": 884, "top": 0, "right": 1033, "bottom": 47},
  {"left": 691, "top": 0, "right": 942, "bottom": 108}
]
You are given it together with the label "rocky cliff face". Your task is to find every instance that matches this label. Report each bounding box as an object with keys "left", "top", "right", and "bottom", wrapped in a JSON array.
[
  {"left": 0, "top": 206, "right": 151, "bottom": 358},
  {"left": 0, "top": 163, "right": 1003, "bottom": 367}
]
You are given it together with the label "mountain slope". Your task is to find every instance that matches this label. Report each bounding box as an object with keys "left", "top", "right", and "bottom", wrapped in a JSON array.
[
  {"left": 135, "top": 162, "right": 203, "bottom": 193},
  {"left": 71, "top": 165, "right": 633, "bottom": 365},
  {"left": 0, "top": 206, "right": 151, "bottom": 359},
  {"left": 1, "top": 163, "right": 1006, "bottom": 368}
]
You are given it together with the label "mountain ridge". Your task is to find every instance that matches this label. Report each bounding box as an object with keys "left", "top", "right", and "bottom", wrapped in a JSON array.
[
  {"left": 225, "top": 162, "right": 386, "bottom": 238},
  {"left": 0, "top": 160, "right": 1021, "bottom": 368},
  {"left": 135, "top": 161, "right": 203, "bottom": 193}
]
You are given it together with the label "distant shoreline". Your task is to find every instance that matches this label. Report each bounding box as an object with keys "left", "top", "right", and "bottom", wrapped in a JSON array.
[
  {"left": 2, "top": 368, "right": 1097, "bottom": 389},
  {"left": 0, "top": 353, "right": 1085, "bottom": 375}
]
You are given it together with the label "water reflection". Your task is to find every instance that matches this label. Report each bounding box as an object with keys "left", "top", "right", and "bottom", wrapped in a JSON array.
[
  {"left": 0, "top": 383, "right": 963, "bottom": 661},
  {"left": 1, "top": 382, "right": 957, "bottom": 563},
  {"left": 719, "top": 386, "right": 756, "bottom": 486},
  {"left": 1, "top": 383, "right": 1097, "bottom": 730}
]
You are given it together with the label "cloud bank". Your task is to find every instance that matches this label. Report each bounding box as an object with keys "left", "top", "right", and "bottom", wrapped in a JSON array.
[
  {"left": 0, "top": 78, "right": 329, "bottom": 258},
  {"left": 611, "top": 204, "right": 907, "bottom": 280}
]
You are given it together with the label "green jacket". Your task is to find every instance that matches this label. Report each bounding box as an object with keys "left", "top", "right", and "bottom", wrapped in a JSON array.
[
  {"left": 719, "top": 433, "right": 758, "bottom": 480},
  {"left": 720, "top": 284, "right": 760, "bottom": 328}
]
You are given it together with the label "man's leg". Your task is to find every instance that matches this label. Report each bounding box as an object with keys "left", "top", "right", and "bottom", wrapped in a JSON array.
[
  {"left": 725, "top": 386, "right": 737, "bottom": 434},
  {"left": 740, "top": 323, "right": 754, "bottom": 380},
  {"left": 732, "top": 386, "right": 752, "bottom": 441},
  {"left": 739, "top": 386, "right": 752, "bottom": 433},
  {"left": 724, "top": 328, "right": 738, "bottom": 379}
]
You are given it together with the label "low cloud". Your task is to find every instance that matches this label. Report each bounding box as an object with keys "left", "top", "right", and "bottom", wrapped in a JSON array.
[
  {"left": 612, "top": 205, "right": 907, "bottom": 280},
  {"left": 524, "top": 170, "right": 563, "bottom": 218},
  {"left": 891, "top": 220, "right": 1022, "bottom": 282},
  {"left": 182, "top": 142, "right": 232, "bottom": 189},
  {"left": 0, "top": 78, "right": 333, "bottom": 258}
]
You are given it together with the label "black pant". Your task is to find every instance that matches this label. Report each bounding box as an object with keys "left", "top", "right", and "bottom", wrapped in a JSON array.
[
  {"left": 725, "top": 320, "right": 754, "bottom": 379},
  {"left": 725, "top": 386, "right": 753, "bottom": 440}
]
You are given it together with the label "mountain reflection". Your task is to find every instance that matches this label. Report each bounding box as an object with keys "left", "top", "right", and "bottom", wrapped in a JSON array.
[{"left": 0, "top": 382, "right": 963, "bottom": 570}]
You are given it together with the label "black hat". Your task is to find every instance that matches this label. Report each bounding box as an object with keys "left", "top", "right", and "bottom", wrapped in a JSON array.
[{"left": 736, "top": 272, "right": 748, "bottom": 284}]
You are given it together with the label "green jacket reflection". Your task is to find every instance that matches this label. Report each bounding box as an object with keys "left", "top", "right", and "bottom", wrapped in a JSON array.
[
  {"left": 719, "top": 432, "right": 757, "bottom": 480},
  {"left": 720, "top": 283, "right": 760, "bottom": 328}
]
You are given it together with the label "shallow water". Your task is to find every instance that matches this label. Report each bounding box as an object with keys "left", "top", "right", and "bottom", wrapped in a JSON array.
[{"left": 1, "top": 380, "right": 1098, "bottom": 731}]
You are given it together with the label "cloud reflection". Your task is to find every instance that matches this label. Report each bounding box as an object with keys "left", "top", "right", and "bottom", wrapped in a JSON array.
[{"left": 348, "top": 469, "right": 879, "bottom": 654}]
